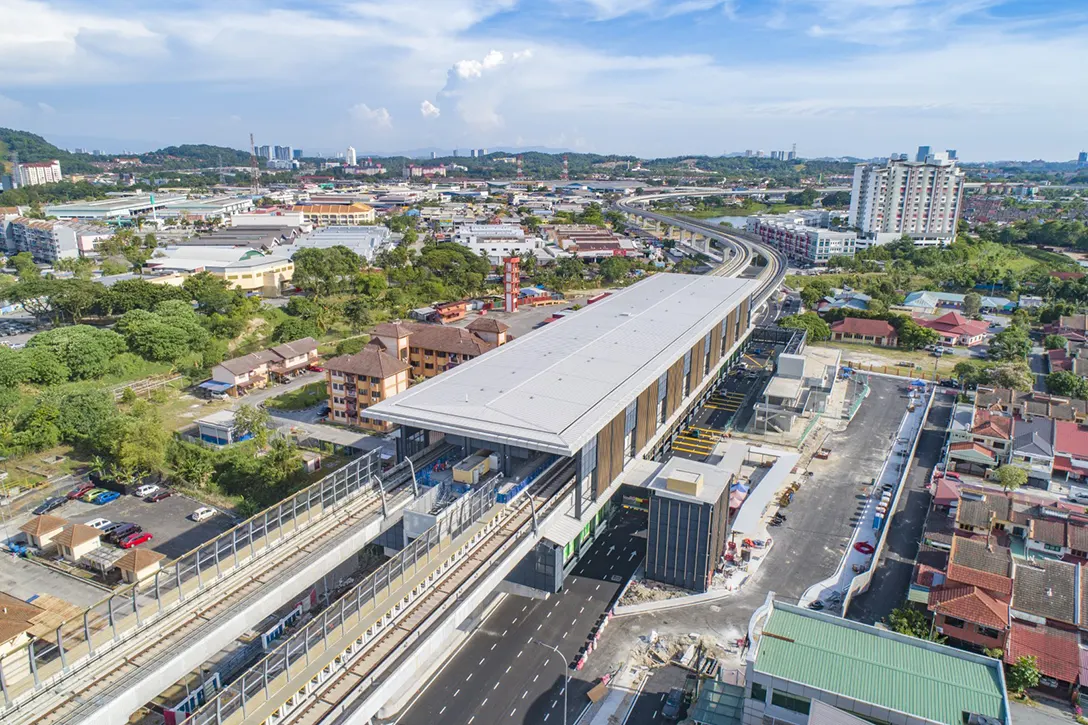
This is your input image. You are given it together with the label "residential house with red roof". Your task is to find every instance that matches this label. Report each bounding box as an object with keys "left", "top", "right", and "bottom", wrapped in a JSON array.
[
  {"left": 1054, "top": 420, "right": 1088, "bottom": 486},
  {"left": 916, "top": 311, "right": 990, "bottom": 346},
  {"left": 947, "top": 408, "right": 1013, "bottom": 476},
  {"left": 828, "top": 317, "right": 898, "bottom": 347}
]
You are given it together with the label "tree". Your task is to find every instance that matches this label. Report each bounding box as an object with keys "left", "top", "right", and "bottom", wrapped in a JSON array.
[
  {"left": 799, "top": 279, "right": 832, "bottom": 309},
  {"left": 885, "top": 605, "right": 942, "bottom": 642},
  {"left": 335, "top": 337, "right": 367, "bottom": 355},
  {"left": 1006, "top": 655, "right": 1040, "bottom": 695},
  {"left": 292, "top": 247, "right": 362, "bottom": 298},
  {"left": 9, "top": 252, "right": 40, "bottom": 280},
  {"left": 21, "top": 347, "right": 69, "bottom": 386},
  {"left": 988, "top": 326, "right": 1031, "bottom": 362},
  {"left": 895, "top": 318, "right": 940, "bottom": 351},
  {"left": 821, "top": 191, "right": 851, "bottom": 208},
  {"left": 50, "top": 279, "right": 104, "bottom": 323},
  {"left": 343, "top": 297, "right": 374, "bottom": 333},
  {"left": 962, "top": 292, "right": 982, "bottom": 318},
  {"left": 183, "top": 271, "right": 237, "bottom": 314},
  {"left": 778, "top": 312, "right": 830, "bottom": 342},
  {"left": 26, "top": 325, "right": 127, "bottom": 380},
  {"left": 101, "top": 278, "right": 188, "bottom": 314},
  {"left": 234, "top": 405, "right": 272, "bottom": 448},
  {"left": 1044, "top": 334, "right": 1069, "bottom": 351},
  {"left": 994, "top": 465, "right": 1027, "bottom": 493},
  {"left": 953, "top": 359, "right": 993, "bottom": 388},
  {"left": 990, "top": 363, "right": 1033, "bottom": 392},
  {"left": 53, "top": 389, "right": 118, "bottom": 444},
  {"left": 1046, "top": 370, "right": 1088, "bottom": 398},
  {"left": 167, "top": 440, "right": 217, "bottom": 490},
  {"left": 599, "top": 256, "right": 632, "bottom": 284},
  {"left": 272, "top": 317, "right": 319, "bottom": 343}
]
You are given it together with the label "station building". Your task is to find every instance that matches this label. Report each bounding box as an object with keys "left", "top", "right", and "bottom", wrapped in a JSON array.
[{"left": 368, "top": 273, "right": 758, "bottom": 588}]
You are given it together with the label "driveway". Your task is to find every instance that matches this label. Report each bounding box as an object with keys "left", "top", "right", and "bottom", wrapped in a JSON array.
[
  {"left": 1029, "top": 348, "right": 1049, "bottom": 393},
  {"left": 235, "top": 371, "right": 323, "bottom": 409}
]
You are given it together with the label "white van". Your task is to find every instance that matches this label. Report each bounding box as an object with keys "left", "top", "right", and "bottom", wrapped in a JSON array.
[
  {"left": 1069, "top": 487, "right": 1088, "bottom": 504},
  {"left": 191, "top": 507, "right": 218, "bottom": 522}
]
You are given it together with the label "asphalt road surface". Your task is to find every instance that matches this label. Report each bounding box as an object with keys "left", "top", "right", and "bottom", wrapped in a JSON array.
[
  {"left": 847, "top": 390, "right": 953, "bottom": 625},
  {"left": 395, "top": 509, "right": 647, "bottom": 725},
  {"left": 623, "top": 665, "right": 690, "bottom": 725}
]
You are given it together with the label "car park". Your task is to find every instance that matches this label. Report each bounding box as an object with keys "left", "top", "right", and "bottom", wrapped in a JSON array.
[
  {"left": 67, "top": 482, "right": 95, "bottom": 500},
  {"left": 120, "top": 531, "right": 153, "bottom": 549},
  {"left": 85, "top": 518, "right": 112, "bottom": 531},
  {"left": 81, "top": 488, "right": 108, "bottom": 503},
  {"left": 91, "top": 491, "right": 121, "bottom": 505},
  {"left": 148, "top": 489, "right": 173, "bottom": 502},
  {"left": 191, "top": 507, "right": 217, "bottom": 522},
  {"left": 32, "top": 496, "right": 67, "bottom": 515},
  {"left": 134, "top": 484, "right": 159, "bottom": 497}
]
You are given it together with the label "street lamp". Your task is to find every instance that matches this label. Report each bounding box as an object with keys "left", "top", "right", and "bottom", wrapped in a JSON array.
[
  {"left": 533, "top": 639, "right": 569, "bottom": 725},
  {"left": 405, "top": 455, "right": 418, "bottom": 497}
]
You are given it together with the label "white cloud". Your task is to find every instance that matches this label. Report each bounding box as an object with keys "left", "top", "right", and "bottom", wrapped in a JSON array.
[
  {"left": 454, "top": 49, "right": 505, "bottom": 79},
  {"left": 512, "top": 49, "right": 533, "bottom": 61},
  {"left": 420, "top": 100, "right": 441, "bottom": 118},
  {"left": 37, "top": 101, "right": 55, "bottom": 113},
  {"left": 349, "top": 103, "right": 392, "bottom": 129},
  {"left": 560, "top": 0, "right": 733, "bottom": 20}
]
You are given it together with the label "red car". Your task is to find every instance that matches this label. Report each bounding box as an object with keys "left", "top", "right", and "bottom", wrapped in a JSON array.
[
  {"left": 67, "top": 482, "right": 96, "bottom": 500},
  {"left": 307, "top": 363, "right": 325, "bottom": 373},
  {"left": 120, "top": 531, "right": 153, "bottom": 549},
  {"left": 147, "top": 490, "right": 172, "bottom": 503}
]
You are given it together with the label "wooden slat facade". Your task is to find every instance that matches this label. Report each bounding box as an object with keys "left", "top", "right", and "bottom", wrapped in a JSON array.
[
  {"left": 665, "top": 359, "right": 685, "bottom": 418},
  {"left": 594, "top": 410, "right": 626, "bottom": 499},
  {"left": 710, "top": 324, "right": 724, "bottom": 366},
  {"left": 688, "top": 338, "right": 706, "bottom": 390},
  {"left": 634, "top": 381, "right": 657, "bottom": 452},
  {"left": 724, "top": 309, "right": 738, "bottom": 354}
]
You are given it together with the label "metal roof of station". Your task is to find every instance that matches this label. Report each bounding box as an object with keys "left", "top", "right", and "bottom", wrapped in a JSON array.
[{"left": 367, "top": 273, "right": 757, "bottom": 456}]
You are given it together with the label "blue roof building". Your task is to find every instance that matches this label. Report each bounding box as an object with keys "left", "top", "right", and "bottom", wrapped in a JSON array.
[{"left": 902, "top": 291, "right": 1015, "bottom": 313}]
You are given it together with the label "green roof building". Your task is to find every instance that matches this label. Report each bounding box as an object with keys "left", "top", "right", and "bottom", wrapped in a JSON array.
[{"left": 744, "top": 599, "right": 1009, "bottom": 725}]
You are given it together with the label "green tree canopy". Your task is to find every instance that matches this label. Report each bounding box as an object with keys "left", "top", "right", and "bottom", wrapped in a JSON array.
[
  {"left": 1046, "top": 370, "right": 1088, "bottom": 398},
  {"left": 25, "top": 325, "right": 126, "bottom": 380},
  {"left": 994, "top": 465, "right": 1027, "bottom": 492},
  {"left": 778, "top": 312, "right": 830, "bottom": 341}
]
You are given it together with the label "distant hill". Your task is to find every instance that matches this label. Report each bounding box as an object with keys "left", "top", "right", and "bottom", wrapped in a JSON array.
[
  {"left": 0, "top": 128, "right": 99, "bottom": 174},
  {"left": 137, "top": 144, "right": 252, "bottom": 169}
]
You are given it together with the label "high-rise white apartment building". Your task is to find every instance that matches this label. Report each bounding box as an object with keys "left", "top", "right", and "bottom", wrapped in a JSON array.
[
  {"left": 346, "top": 146, "right": 357, "bottom": 166},
  {"left": 849, "top": 148, "right": 965, "bottom": 247},
  {"left": 273, "top": 145, "right": 293, "bottom": 161},
  {"left": 16, "top": 160, "right": 63, "bottom": 187}
]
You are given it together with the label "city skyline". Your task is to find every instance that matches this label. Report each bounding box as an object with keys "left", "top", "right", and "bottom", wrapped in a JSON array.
[{"left": 2, "top": 0, "right": 1087, "bottom": 160}]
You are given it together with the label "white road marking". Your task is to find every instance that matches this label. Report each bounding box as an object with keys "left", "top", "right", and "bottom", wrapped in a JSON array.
[
  {"left": 468, "top": 717, "right": 474, "bottom": 724},
  {"left": 596, "top": 584, "right": 601, "bottom": 591},
  {"left": 518, "top": 650, "right": 523, "bottom": 658},
  {"left": 544, "top": 659, "right": 549, "bottom": 667},
  {"left": 544, "top": 714, "right": 550, "bottom": 722},
  {"left": 533, "top": 674, "right": 539, "bottom": 682},
  {"left": 579, "top": 607, "right": 584, "bottom": 614},
  {"left": 522, "top": 604, "right": 528, "bottom": 612},
  {"left": 439, "top": 707, "right": 446, "bottom": 715},
  {"left": 466, "top": 674, "right": 472, "bottom": 681},
  {"left": 454, "top": 689, "right": 460, "bottom": 697},
  {"left": 546, "top": 611, "right": 552, "bottom": 618},
  {"left": 482, "top": 698, "right": 488, "bottom": 706},
  {"left": 511, "top": 709, "right": 517, "bottom": 717},
  {"left": 552, "top": 700, "right": 557, "bottom": 709},
  {"left": 478, "top": 658, "right": 485, "bottom": 665},
  {"left": 502, "top": 629, "right": 508, "bottom": 637},
  {"left": 494, "top": 682, "right": 500, "bottom": 690},
  {"left": 506, "top": 666, "right": 512, "bottom": 674},
  {"left": 491, "top": 643, "right": 497, "bottom": 651},
  {"left": 523, "top": 690, "right": 529, "bottom": 700}
]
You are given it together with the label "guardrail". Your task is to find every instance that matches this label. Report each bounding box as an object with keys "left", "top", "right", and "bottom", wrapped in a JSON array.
[
  {"left": 189, "top": 479, "right": 501, "bottom": 725},
  {"left": 1, "top": 448, "right": 386, "bottom": 710}
]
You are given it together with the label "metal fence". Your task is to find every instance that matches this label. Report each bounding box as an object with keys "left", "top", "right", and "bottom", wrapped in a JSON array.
[
  {"left": 2, "top": 449, "right": 384, "bottom": 707},
  {"left": 190, "top": 479, "right": 500, "bottom": 725}
]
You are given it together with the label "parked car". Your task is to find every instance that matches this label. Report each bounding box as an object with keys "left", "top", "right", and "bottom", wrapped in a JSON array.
[
  {"left": 191, "top": 507, "right": 217, "bottom": 522},
  {"left": 99, "top": 522, "right": 126, "bottom": 536},
  {"left": 84, "top": 518, "right": 112, "bottom": 531},
  {"left": 66, "top": 482, "right": 96, "bottom": 500},
  {"left": 134, "top": 484, "right": 159, "bottom": 498},
  {"left": 81, "top": 488, "right": 109, "bottom": 503},
  {"left": 109, "top": 523, "right": 141, "bottom": 543},
  {"left": 148, "top": 489, "right": 172, "bottom": 503},
  {"left": 662, "top": 687, "right": 684, "bottom": 720},
  {"left": 307, "top": 363, "right": 325, "bottom": 372},
  {"left": 32, "top": 496, "right": 66, "bottom": 515},
  {"left": 119, "top": 531, "right": 153, "bottom": 549},
  {"left": 91, "top": 491, "right": 121, "bottom": 505}
]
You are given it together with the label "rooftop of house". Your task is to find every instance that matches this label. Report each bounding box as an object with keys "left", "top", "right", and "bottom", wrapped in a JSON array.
[
  {"left": 326, "top": 347, "right": 411, "bottom": 379},
  {"left": 971, "top": 409, "right": 1011, "bottom": 440},
  {"left": 946, "top": 535, "right": 1014, "bottom": 596},
  {"left": 1005, "top": 622, "right": 1080, "bottom": 684},
  {"left": 1012, "top": 416, "right": 1057, "bottom": 457},
  {"left": 752, "top": 601, "right": 1008, "bottom": 725},
  {"left": 928, "top": 583, "right": 1009, "bottom": 630},
  {"left": 829, "top": 317, "right": 896, "bottom": 337},
  {"left": 1011, "top": 558, "right": 1077, "bottom": 624}
]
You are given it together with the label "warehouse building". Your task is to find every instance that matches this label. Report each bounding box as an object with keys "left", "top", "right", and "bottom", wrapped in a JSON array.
[{"left": 368, "top": 273, "right": 757, "bottom": 586}]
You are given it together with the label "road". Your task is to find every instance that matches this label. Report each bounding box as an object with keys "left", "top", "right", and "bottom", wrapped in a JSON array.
[
  {"left": 1029, "top": 348, "right": 1049, "bottom": 393},
  {"left": 847, "top": 390, "right": 954, "bottom": 625},
  {"left": 623, "top": 665, "right": 689, "bottom": 725},
  {"left": 238, "top": 371, "right": 323, "bottom": 409},
  {"left": 396, "top": 509, "right": 647, "bottom": 725}
]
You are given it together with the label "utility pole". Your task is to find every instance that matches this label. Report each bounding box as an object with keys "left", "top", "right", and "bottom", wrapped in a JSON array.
[
  {"left": 249, "top": 133, "right": 260, "bottom": 196},
  {"left": 533, "top": 640, "right": 569, "bottom": 725}
]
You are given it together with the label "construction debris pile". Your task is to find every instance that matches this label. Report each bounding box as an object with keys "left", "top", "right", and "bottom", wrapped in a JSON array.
[{"left": 618, "top": 576, "right": 689, "bottom": 606}]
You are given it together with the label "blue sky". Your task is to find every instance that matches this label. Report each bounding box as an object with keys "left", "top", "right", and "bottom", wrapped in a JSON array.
[{"left": 1, "top": 0, "right": 1086, "bottom": 159}]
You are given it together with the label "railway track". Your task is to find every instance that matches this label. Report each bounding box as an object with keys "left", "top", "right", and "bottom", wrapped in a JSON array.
[
  {"left": 230, "top": 462, "right": 578, "bottom": 725},
  {"left": 11, "top": 446, "right": 453, "bottom": 725}
]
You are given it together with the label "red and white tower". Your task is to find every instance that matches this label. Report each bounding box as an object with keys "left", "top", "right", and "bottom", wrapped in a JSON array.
[
  {"left": 561, "top": 155, "right": 569, "bottom": 182},
  {"left": 504, "top": 256, "right": 520, "bottom": 313},
  {"left": 516, "top": 154, "right": 524, "bottom": 180}
]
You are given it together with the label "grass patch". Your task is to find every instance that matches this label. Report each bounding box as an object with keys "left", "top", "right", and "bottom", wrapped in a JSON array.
[
  {"left": 817, "top": 341, "right": 961, "bottom": 377},
  {"left": 265, "top": 382, "right": 327, "bottom": 411}
]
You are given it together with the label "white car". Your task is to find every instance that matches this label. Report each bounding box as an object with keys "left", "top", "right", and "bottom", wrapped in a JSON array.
[
  {"left": 85, "top": 518, "right": 112, "bottom": 531},
  {"left": 191, "top": 507, "right": 217, "bottom": 522},
  {"left": 134, "top": 484, "right": 159, "bottom": 497}
]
